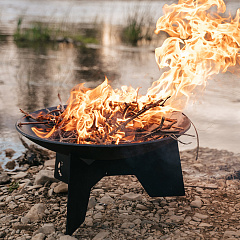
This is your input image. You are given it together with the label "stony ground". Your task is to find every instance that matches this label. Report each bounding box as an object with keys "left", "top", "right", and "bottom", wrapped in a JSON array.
[{"left": 0, "top": 146, "right": 240, "bottom": 240}]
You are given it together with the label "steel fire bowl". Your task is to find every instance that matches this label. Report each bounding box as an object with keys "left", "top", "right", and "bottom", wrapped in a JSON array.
[{"left": 16, "top": 106, "right": 191, "bottom": 160}]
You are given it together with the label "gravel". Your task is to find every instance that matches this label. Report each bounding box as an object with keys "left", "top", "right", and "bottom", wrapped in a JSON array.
[{"left": 0, "top": 147, "right": 240, "bottom": 239}]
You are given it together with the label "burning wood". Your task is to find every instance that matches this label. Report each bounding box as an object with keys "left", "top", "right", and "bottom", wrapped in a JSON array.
[{"left": 18, "top": 93, "right": 184, "bottom": 144}]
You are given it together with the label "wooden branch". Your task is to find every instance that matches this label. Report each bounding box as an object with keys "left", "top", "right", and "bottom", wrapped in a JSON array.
[
  {"left": 106, "top": 96, "right": 171, "bottom": 139},
  {"left": 18, "top": 122, "right": 51, "bottom": 126}
]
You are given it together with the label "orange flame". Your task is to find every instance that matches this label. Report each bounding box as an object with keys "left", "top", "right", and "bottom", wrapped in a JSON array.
[
  {"left": 150, "top": 0, "right": 240, "bottom": 109},
  {"left": 32, "top": 0, "right": 240, "bottom": 144}
]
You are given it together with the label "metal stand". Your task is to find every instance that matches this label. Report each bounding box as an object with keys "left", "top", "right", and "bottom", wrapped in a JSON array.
[{"left": 54, "top": 140, "right": 185, "bottom": 235}]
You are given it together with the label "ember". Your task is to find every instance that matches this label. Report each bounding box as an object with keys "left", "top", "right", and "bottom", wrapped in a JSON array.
[{"left": 19, "top": 0, "right": 240, "bottom": 145}]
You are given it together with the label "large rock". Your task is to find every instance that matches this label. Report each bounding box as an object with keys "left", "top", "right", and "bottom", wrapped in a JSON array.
[
  {"left": 25, "top": 203, "right": 46, "bottom": 221},
  {"left": 34, "top": 170, "right": 57, "bottom": 185},
  {"left": 0, "top": 172, "right": 10, "bottom": 184}
]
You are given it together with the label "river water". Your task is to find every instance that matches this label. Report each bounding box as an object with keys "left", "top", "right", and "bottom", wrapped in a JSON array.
[{"left": 0, "top": 0, "right": 240, "bottom": 167}]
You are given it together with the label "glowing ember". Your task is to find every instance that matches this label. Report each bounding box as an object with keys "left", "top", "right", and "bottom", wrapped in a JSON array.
[{"left": 29, "top": 0, "right": 239, "bottom": 144}]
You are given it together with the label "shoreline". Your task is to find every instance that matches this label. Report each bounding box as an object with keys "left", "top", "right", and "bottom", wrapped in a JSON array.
[{"left": 0, "top": 145, "right": 240, "bottom": 239}]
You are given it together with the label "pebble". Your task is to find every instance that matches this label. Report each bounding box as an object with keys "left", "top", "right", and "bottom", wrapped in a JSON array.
[
  {"left": 44, "top": 159, "right": 55, "bottom": 168},
  {"left": 4, "top": 148, "right": 16, "bottom": 158},
  {"left": 92, "top": 231, "right": 110, "bottom": 240},
  {"left": 25, "top": 203, "right": 46, "bottom": 221},
  {"left": 99, "top": 194, "right": 114, "bottom": 204},
  {"left": 190, "top": 198, "right": 203, "bottom": 208},
  {"left": 194, "top": 213, "right": 209, "bottom": 219},
  {"left": 35, "top": 223, "right": 55, "bottom": 235},
  {"left": 0, "top": 172, "right": 10, "bottom": 184},
  {"left": 88, "top": 197, "right": 97, "bottom": 209},
  {"left": 12, "top": 172, "right": 28, "bottom": 180},
  {"left": 5, "top": 160, "right": 16, "bottom": 170},
  {"left": 0, "top": 146, "right": 239, "bottom": 239},
  {"left": 31, "top": 233, "right": 45, "bottom": 240},
  {"left": 198, "top": 223, "right": 213, "bottom": 227},
  {"left": 34, "top": 170, "right": 57, "bottom": 185},
  {"left": 121, "top": 192, "right": 142, "bottom": 201},
  {"left": 59, "top": 236, "right": 78, "bottom": 240},
  {"left": 53, "top": 182, "right": 68, "bottom": 193}
]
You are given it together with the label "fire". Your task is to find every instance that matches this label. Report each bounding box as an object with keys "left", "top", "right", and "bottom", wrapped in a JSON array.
[{"left": 31, "top": 0, "right": 240, "bottom": 144}]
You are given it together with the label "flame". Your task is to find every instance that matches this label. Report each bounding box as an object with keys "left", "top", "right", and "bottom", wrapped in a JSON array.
[
  {"left": 31, "top": 0, "right": 240, "bottom": 144},
  {"left": 150, "top": 0, "right": 240, "bottom": 109}
]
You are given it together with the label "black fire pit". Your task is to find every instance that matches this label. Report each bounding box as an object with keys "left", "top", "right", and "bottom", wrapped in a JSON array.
[{"left": 16, "top": 107, "right": 191, "bottom": 235}]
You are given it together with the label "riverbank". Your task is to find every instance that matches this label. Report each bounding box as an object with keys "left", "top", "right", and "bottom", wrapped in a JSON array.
[{"left": 0, "top": 145, "right": 240, "bottom": 239}]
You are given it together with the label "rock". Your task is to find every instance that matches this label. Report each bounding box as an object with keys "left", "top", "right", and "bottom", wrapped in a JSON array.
[
  {"left": 12, "top": 223, "right": 33, "bottom": 231},
  {"left": 121, "top": 193, "right": 142, "bottom": 201},
  {"left": 34, "top": 170, "right": 57, "bottom": 185},
  {"left": 36, "top": 223, "right": 55, "bottom": 235},
  {"left": 25, "top": 203, "right": 46, "bottom": 221},
  {"left": 32, "top": 233, "right": 46, "bottom": 240},
  {"left": 54, "top": 183, "right": 68, "bottom": 193},
  {"left": 5, "top": 196, "right": 12, "bottom": 202},
  {"left": 0, "top": 214, "right": 13, "bottom": 224},
  {"left": 88, "top": 197, "right": 97, "bottom": 209},
  {"left": 95, "top": 204, "right": 104, "bottom": 210},
  {"left": 8, "top": 201, "right": 18, "bottom": 209},
  {"left": 121, "top": 222, "right": 135, "bottom": 229},
  {"left": 4, "top": 148, "right": 16, "bottom": 158},
  {"left": 100, "top": 194, "right": 114, "bottom": 205},
  {"left": 59, "top": 236, "right": 78, "bottom": 240},
  {"left": 93, "top": 212, "right": 103, "bottom": 220},
  {"left": 92, "top": 231, "right": 110, "bottom": 240},
  {"left": 136, "top": 204, "right": 148, "bottom": 210},
  {"left": 5, "top": 160, "right": 16, "bottom": 170},
  {"left": 194, "top": 213, "right": 209, "bottom": 219},
  {"left": 21, "top": 216, "right": 30, "bottom": 224},
  {"left": 85, "top": 217, "right": 93, "bottom": 227},
  {"left": 198, "top": 223, "right": 212, "bottom": 227},
  {"left": 44, "top": 159, "right": 55, "bottom": 168},
  {"left": 12, "top": 172, "right": 28, "bottom": 180},
  {"left": 0, "top": 172, "right": 10, "bottom": 184},
  {"left": 223, "top": 230, "right": 237, "bottom": 238},
  {"left": 48, "top": 189, "right": 53, "bottom": 197},
  {"left": 190, "top": 198, "right": 203, "bottom": 208},
  {"left": 169, "top": 215, "right": 184, "bottom": 223},
  {"left": 133, "top": 219, "right": 142, "bottom": 225}
]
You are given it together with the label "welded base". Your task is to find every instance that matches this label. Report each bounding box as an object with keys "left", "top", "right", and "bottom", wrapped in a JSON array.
[{"left": 54, "top": 140, "right": 185, "bottom": 235}]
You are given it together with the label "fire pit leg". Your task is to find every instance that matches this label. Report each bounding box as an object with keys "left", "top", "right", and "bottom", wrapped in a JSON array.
[{"left": 65, "top": 154, "right": 106, "bottom": 236}]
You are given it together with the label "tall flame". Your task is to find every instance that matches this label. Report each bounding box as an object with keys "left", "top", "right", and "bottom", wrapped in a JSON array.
[
  {"left": 31, "top": 0, "right": 240, "bottom": 144},
  {"left": 149, "top": 0, "right": 240, "bottom": 109}
]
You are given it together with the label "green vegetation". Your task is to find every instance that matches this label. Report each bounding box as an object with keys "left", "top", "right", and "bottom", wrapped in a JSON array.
[
  {"left": 14, "top": 18, "right": 51, "bottom": 42},
  {"left": 121, "top": 11, "right": 153, "bottom": 46},
  {"left": 8, "top": 181, "right": 19, "bottom": 193},
  {"left": 14, "top": 17, "right": 99, "bottom": 45}
]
